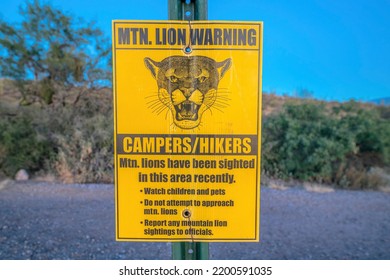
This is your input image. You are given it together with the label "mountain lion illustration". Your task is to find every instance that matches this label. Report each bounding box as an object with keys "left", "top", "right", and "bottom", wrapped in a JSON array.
[{"left": 144, "top": 55, "right": 232, "bottom": 129}]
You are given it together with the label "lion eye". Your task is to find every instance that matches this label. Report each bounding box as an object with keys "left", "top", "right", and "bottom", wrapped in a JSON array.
[
  {"left": 168, "top": 75, "right": 178, "bottom": 83},
  {"left": 198, "top": 76, "right": 208, "bottom": 83}
]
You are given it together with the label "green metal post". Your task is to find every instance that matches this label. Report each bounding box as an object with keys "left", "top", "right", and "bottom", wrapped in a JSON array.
[{"left": 168, "top": 0, "right": 209, "bottom": 260}]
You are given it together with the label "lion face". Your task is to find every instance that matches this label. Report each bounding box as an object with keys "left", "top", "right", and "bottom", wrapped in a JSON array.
[{"left": 144, "top": 55, "right": 231, "bottom": 129}]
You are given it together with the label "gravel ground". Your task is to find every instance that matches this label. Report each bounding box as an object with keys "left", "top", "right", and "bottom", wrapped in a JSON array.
[{"left": 1, "top": 180, "right": 389, "bottom": 260}]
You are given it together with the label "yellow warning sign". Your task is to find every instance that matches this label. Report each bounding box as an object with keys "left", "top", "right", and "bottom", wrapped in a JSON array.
[{"left": 112, "top": 20, "right": 263, "bottom": 242}]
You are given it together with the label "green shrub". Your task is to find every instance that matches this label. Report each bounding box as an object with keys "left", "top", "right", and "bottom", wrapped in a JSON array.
[
  {"left": 33, "top": 90, "right": 114, "bottom": 183},
  {"left": 50, "top": 112, "right": 114, "bottom": 183},
  {"left": 0, "top": 88, "right": 114, "bottom": 183},
  {"left": 341, "top": 106, "right": 390, "bottom": 167},
  {"left": 0, "top": 113, "right": 55, "bottom": 177},
  {"left": 263, "top": 102, "right": 354, "bottom": 182},
  {"left": 262, "top": 101, "right": 390, "bottom": 189}
]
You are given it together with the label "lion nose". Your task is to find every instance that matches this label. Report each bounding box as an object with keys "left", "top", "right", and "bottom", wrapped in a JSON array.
[{"left": 180, "top": 87, "right": 195, "bottom": 98}]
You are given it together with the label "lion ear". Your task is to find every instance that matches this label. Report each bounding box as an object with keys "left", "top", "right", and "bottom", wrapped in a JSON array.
[
  {"left": 144, "top": 57, "right": 160, "bottom": 79},
  {"left": 217, "top": 58, "right": 232, "bottom": 80}
]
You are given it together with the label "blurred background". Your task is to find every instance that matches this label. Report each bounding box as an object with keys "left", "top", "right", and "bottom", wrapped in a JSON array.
[{"left": 0, "top": 0, "right": 389, "bottom": 190}]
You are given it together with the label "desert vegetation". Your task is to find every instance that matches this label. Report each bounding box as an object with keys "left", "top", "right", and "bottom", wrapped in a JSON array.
[
  {"left": 1, "top": 1, "right": 389, "bottom": 189},
  {"left": 262, "top": 95, "right": 390, "bottom": 189}
]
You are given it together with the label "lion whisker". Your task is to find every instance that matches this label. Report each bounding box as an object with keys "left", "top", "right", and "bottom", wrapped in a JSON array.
[
  {"left": 148, "top": 102, "right": 165, "bottom": 110},
  {"left": 147, "top": 100, "right": 163, "bottom": 107},
  {"left": 216, "top": 96, "right": 231, "bottom": 100},
  {"left": 213, "top": 102, "right": 228, "bottom": 107},
  {"left": 145, "top": 93, "right": 160, "bottom": 97},
  {"left": 150, "top": 103, "right": 168, "bottom": 113},
  {"left": 213, "top": 105, "right": 228, "bottom": 110},
  {"left": 152, "top": 107, "right": 165, "bottom": 115},
  {"left": 155, "top": 108, "right": 169, "bottom": 116},
  {"left": 216, "top": 99, "right": 231, "bottom": 103},
  {"left": 209, "top": 107, "right": 224, "bottom": 113},
  {"left": 214, "top": 100, "right": 230, "bottom": 106},
  {"left": 151, "top": 106, "right": 165, "bottom": 113},
  {"left": 204, "top": 97, "right": 230, "bottom": 105}
]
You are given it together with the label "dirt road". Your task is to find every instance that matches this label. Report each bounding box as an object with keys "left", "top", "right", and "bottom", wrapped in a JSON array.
[{"left": 1, "top": 181, "right": 389, "bottom": 259}]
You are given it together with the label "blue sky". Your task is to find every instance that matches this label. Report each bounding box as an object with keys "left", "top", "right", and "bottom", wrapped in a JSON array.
[{"left": 1, "top": 0, "right": 389, "bottom": 102}]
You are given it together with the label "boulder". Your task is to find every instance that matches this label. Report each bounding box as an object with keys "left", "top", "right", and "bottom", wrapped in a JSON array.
[{"left": 15, "top": 169, "right": 29, "bottom": 181}]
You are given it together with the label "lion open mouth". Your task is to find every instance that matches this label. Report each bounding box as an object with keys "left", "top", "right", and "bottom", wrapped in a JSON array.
[{"left": 175, "top": 101, "right": 199, "bottom": 121}]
